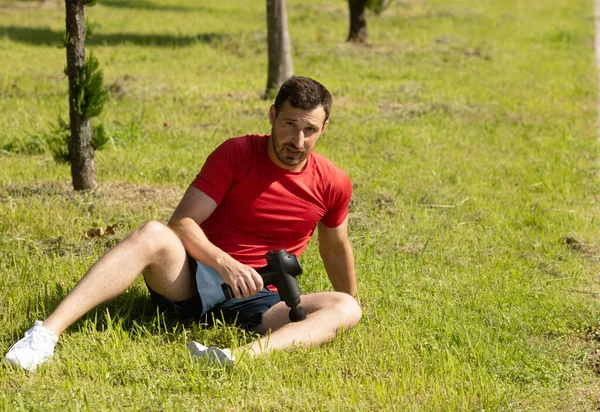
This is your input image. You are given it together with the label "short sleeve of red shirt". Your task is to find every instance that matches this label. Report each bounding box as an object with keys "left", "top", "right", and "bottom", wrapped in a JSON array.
[
  {"left": 190, "top": 137, "right": 249, "bottom": 204},
  {"left": 318, "top": 159, "right": 352, "bottom": 228}
]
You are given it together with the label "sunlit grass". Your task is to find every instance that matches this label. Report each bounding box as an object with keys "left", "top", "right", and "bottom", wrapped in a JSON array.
[{"left": 1, "top": 0, "right": 599, "bottom": 409}]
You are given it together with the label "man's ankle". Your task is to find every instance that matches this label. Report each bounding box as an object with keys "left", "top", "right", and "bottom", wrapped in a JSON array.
[{"left": 40, "top": 320, "right": 62, "bottom": 338}]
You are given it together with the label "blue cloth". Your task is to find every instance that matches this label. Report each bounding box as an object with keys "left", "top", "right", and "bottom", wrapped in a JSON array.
[
  {"left": 145, "top": 259, "right": 281, "bottom": 329},
  {"left": 194, "top": 262, "right": 228, "bottom": 316}
]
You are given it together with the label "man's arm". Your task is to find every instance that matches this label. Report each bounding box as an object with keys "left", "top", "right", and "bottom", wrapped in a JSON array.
[
  {"left": 317, "top": 216, "right": 357, "bottom": 298},
  {"left": 168, "top": 186, "right": 263, "bottom": 298}
]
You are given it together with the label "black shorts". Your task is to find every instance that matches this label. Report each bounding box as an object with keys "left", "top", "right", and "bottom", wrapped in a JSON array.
[{"left": 146, "top": 259, "right": 281, "bottom": 330}]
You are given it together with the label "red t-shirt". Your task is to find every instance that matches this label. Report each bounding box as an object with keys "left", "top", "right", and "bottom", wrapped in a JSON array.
[{"left": 191, "top": 134, "right": 352, "bottom": 268}]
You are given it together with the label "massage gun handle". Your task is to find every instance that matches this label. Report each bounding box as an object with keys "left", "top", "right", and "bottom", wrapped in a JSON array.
[{"left": 221, "top": 271, "right": 280, "bottom": 300}]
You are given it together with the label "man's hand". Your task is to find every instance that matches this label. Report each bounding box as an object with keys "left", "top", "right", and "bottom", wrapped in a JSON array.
[
  {"left": 216, "top": 256, "right": 264, "bottom": 299},
  {"left": 169, "top": 187, "right": 264, "bottom": 299}
]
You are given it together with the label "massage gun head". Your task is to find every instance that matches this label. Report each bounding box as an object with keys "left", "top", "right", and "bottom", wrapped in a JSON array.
[
  {"left": 265, "top": 249, "right": 303, "bottom": 277},
  {"left": 289, "top": 305, "right": 307, "bottom": 322}
]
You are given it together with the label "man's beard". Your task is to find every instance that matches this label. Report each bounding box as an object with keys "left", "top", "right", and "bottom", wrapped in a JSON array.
[{"left": 271, "top": 130, "right": 308, "bottom": 167}]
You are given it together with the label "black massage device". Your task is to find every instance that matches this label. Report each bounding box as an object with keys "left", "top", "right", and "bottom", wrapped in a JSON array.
[{"left": 221, "top": 249, "right": 307, "bottom": 322}]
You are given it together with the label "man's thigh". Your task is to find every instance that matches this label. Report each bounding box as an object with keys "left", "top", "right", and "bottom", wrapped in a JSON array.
[
  {"left": 252, "top": 291, "right": 349, "bottom": 334},
  {"left": 141, "top": 225, "right": 196, "bottom": 302}
]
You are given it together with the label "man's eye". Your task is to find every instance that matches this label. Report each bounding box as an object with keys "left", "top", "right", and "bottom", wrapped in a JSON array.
[{"left": 286, "top": 122, "right": 295, "bottom": 127}]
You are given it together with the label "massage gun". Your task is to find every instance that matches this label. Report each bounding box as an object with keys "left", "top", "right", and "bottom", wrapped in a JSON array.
[{"left": 221, "top": 249, "right": 307, "bottom": 322}]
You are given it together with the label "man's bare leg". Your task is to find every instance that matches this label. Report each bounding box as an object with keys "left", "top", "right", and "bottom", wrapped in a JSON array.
[
  {"left": 42, "top": 221, "right": 196, "bottom": 336},
  {"left": 241, "top": 292, "right": 362, "bottom": 357}
]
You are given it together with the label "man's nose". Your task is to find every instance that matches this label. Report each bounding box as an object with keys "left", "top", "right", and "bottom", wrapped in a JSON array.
[{"left": 291, "top": 130, "right": 305, "bottom": 148}]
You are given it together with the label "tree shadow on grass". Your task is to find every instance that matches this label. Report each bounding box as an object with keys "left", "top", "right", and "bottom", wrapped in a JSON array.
[
  {"left": 41, "top": 285, "right": 198, "bottom": 341},
  {"left": 100, "top": 0, "right": 212, "bottom": 13},
  {"left": 1, "top": 25, "right": 226, "bottom": 47}
]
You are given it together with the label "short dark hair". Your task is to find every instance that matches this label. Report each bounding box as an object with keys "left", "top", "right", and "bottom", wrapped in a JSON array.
[{"left": 273, "top": 76, "right": 332, "bottom": 121}]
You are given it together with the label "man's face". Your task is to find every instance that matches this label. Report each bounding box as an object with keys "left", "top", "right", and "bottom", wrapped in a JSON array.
[{"left": 267, "top": 100, "right": 329, "bottom": 171}]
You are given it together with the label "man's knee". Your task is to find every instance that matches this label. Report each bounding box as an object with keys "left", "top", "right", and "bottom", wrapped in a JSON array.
[
  {"left": 137, "top": 221, "right": 193, "bottom": 300},
  {"left": 325, "top": 292, "right": 362, "bottom": 330},
  {"left": 138, "top": 220, "right": 170, "bottom": 237},
  {"left": 132, "top": 221, "right": 180, "bottom": 254}
]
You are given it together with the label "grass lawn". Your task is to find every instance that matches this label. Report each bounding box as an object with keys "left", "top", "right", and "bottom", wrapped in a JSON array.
[{"left": 1, "top": 0, "right": 600, "bottom": 409}]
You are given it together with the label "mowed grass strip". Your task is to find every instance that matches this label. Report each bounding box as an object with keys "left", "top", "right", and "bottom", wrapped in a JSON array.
[{"left": 1, "top": 0, "right": 600, "bottom": 409}]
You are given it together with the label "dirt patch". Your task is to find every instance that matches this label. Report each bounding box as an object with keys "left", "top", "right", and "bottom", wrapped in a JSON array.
[
  {"left": 1, "top": 180, "right": 183, "bottom": 213},
  {"left": 397, "top": 244, "right": 425, "bottom": 255},
  {"left": 378, "top": 101, "right": 489, "bottom": 121},
  {"left": 0, "top": 0, "right": 62, "bottom": 10},
  {"left": 92, "top": 181, "right": 183, "bottom": 210},
  {"left": 564, "top": 236, "right": 599, "bottom": 260},
  {"left": 463, "top": 47, "right": 493, "bottom": 60},
  {"left": 108, "top": 75, "right": 136, "bottom": 100},
  {"left": 1, "top": 180, "right": 184, "bottom": 257}
]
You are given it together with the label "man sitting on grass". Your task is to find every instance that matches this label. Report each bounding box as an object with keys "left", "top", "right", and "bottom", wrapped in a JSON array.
[{"left": 4, "top": 76, "right": 362, "bottom": 371}]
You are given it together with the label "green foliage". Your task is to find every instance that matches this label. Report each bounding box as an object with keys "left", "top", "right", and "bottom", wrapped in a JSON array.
[
  {"left": 92, "top": 122, "right": 114, "bottom": 150},
  {"left": 47, "top": 116, "right": 71, "bottom": 163},
  {"left": 59, "top": 31, "right": 69, "bottom": 50},
  {"left": 74, "top": 51, "right": 108, "bottom": 119},
  {"left": 366, "top": 0, "right": 391, "bottom": 14},
  {"left": 45, "top": 118, "right": 114, "bottom": 162},
  {"left": 5, "top": 118, "right": 116, "bottom": 164},
  {"left": 85, "top": 18, "right": 99, "bottom": 40},
  {"left": 348, "top": 0, "right": 391, "bottom": 15},
  {"left": 0, "top": 118, "right": 70, "bottom": 160},
  {"left": 0, "top": 134, "right": 48, "bottom": 156}
]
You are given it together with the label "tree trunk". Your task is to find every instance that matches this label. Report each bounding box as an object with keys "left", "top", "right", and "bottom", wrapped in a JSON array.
[
  {"left": 65, "top": 0, "right": 97, "bottom": 190},
  {"left": 347, "top": 0, "right": 368, "bottom": 43},
  {"left": 265, "top": 0, "right": 294, "bottom": 97}
]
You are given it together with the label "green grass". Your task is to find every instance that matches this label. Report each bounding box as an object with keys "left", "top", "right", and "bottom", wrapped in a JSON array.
[{"left": 1, "top": 0, "right": 600, "bottom": 409}]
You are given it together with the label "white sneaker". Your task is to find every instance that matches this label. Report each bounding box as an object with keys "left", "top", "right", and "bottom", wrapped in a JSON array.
[
  {"left": 4, "top": 321, "right": 58, "bottom": 371},
  {"left": 188, "top": 341, "right": 235, "bottom": 366}
]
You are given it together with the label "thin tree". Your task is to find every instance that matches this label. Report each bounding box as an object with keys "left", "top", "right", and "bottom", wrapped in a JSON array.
[
  {"left": 265, "top": 0, "right": 294, "bottom": 98},
  {"left": 347, "top": 0, "right": 391, "bottom": 44},
  {"left": 64, "top": 0, "right": 107, "bottom": 190}
]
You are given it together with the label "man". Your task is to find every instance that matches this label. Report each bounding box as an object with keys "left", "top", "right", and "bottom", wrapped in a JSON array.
[{"left": 4, "top": 76, "right": 362, "bottom": 370}]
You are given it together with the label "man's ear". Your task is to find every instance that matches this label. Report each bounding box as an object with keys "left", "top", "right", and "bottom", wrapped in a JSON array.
[
  {"left": 269, "top": 105, "right": 276, "bottom": 125},
  {"left": 322, "top": 119, "right": 329, "bottom": 133}
]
